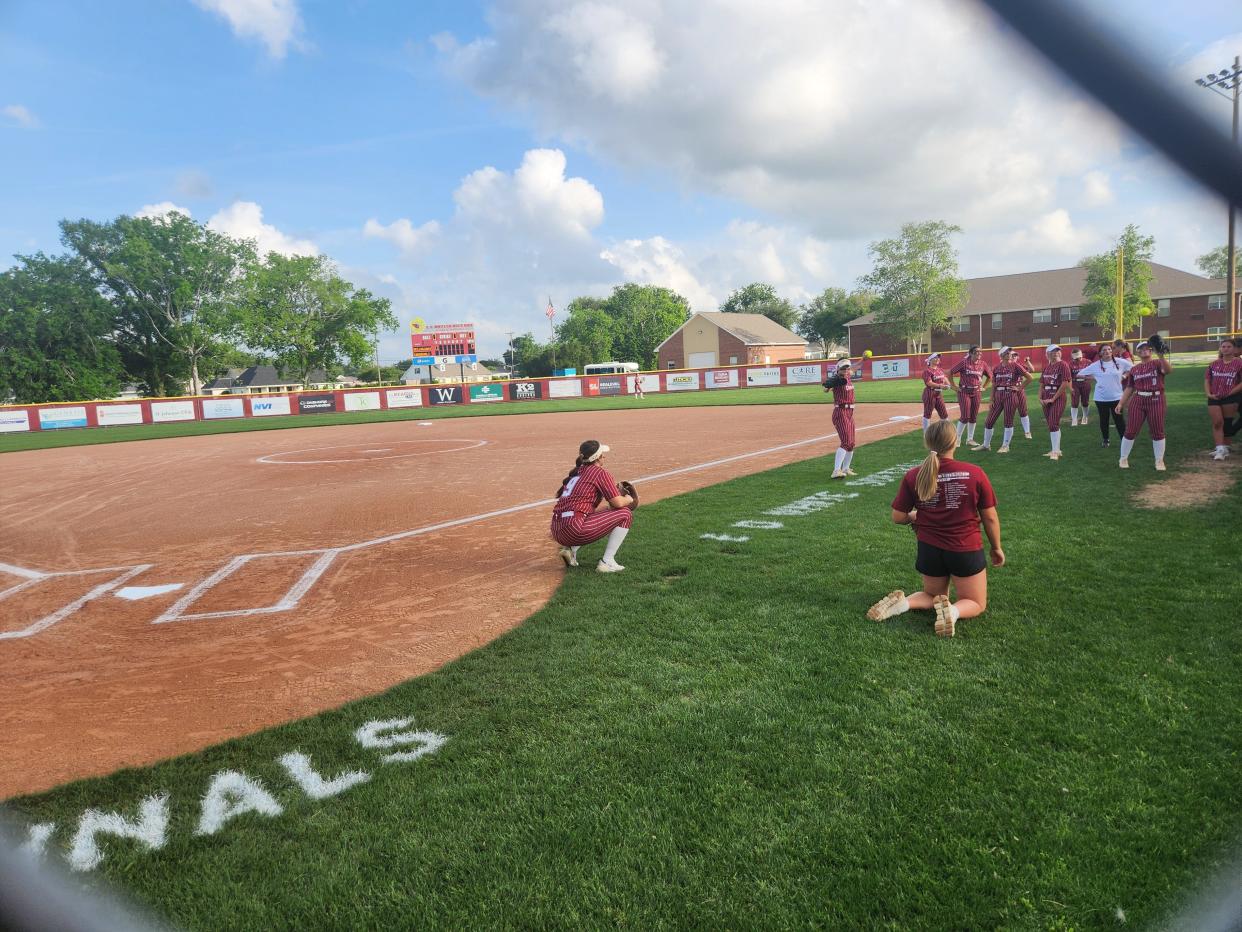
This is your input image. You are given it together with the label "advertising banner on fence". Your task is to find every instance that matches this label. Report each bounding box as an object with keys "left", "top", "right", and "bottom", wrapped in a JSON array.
[
  {"left": 151, "top": 400, "right": 196, "bottom": 423},
  {"left": 786, "top": 363, "right": 823, "bottom": 384},
  {"left": 666, "top": 372, "right": 701, "bottom": 392},
  {"left": 469, "top": 383, "right": 504, "bottom": 403},
  {"left": 298, "top": 393, "right": 337, "bottom": 414},
  {"left": 0, "top": 410, "right": 31, "bottom": 433},
  {"left": 203, "top": 398, "right": 245, "bottom": 420},
  {"left": 250, "top": 396, "right": 292, "bottom": 417},
  {"left": 428, "top": 386, "right": 462, "bottom": 405},
  {"left": 385, "top": 388, "right": 423, "bottom": 408},
  {"left": 39, "top": 406, "right": 89, "bottom": 429},
  {"left": 343, "top": 391, "right": 381, "bottom": 412},
  {"left": 95, "top": 404, "right": 144, "bottom": 426},
  {"left": 746, "top": 367, "right": 782, "bottom": 386},
  {"left": 598, "top": 375, "right": 623, "bottom": 396},
  {"left": 548, "top": 379, "right": 582, "bottom": 399},
  {"left": 706, "top": 369, "right": 739, "bottom": 389},
  {"left": 509, "top": 381, "right": 543, "bottom": 401},
  {"left": 871, "top": 358, "right": 910, "bottom": 380},
  {"left": 634, "top": 374, "right": 661, "bottom": 394},
  {"left": 583, "top": 377, "right": 600, "bottom": 396}
]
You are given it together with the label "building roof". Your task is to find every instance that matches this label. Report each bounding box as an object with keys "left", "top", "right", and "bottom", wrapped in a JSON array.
[
  {"left": 844, "top": 262, "right": 1224, "bottom": 327},
  {"left": 658, "top": 312, "right": 807, "bottom": 351},
  {"left": 202, "top": 365, "right": 328, "bottom": 390}
]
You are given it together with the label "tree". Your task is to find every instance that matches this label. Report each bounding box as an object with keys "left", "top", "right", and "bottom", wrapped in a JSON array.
[
  {"left": 1079, "top": 225, "right": 1155, "bottom": 337},
  {"left": 556, "top": 300, "right": 618, "bottom": 366},
  {"left": 719, "top": 282, "right": 799, "bottom": 332},
  {"left": 0, "top": 254, "right": 123, "bottom": 403},
  {"left": 797, "top": 288, "right": 872, "bottom": 348},
  {"left": 60, "top": 213, "right": 253, "bottom": 396},
  {"left": 858, "top": 221, "right": 968, "bottom": 354},
  {"left": 603, "top": 284, "right": 689, "bottom": 369},
  {"left": 1196, "top": 245, "right": 1239, "bottom": 280},
  {"left": 236, "top": 254, "right": 396, "bottom": 387}
]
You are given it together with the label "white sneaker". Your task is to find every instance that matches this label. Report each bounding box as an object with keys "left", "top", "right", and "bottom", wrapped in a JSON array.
[
  {"left": 1049, "top": 451, "right": 1061, "bottom": 461},
  {"left": 1118, "top": 458, "right": 1129, "bottom": 469},
  {"left": 558, "top": 547, "right": 578, "bottom": 567},
  {"left": 1024, "top": 433, "right": 1033, "bottom": 440},
  {"left": 1154, "top": 460, "right": 1166, "bottom": 472},
  {"left": 845, "top": 468, "right": 858, "bottom": 476},
  {"left": 996, "top": 445, "right": 1009, "bottom": 454},
  {"left": 866, "top": 590, "right": 906, "bottom": 622},
  {"left": 596, "top": 559, "right": 625, "bottom": 573},
  {"left": 831, "top": 470, "right": 847, "bottom": 479}
]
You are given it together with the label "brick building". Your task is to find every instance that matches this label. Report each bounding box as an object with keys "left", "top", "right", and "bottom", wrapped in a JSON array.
[
  {"left": 845, "top": 263, "right": 1238, "bottom": 357},
  {"left": 656, "top": 312, "right": 808, "bottom": 370}
]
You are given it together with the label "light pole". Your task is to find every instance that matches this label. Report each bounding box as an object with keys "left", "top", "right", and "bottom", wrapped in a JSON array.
[{"left": 1196, "top": 56, "right": 1242, "bottom": 334}]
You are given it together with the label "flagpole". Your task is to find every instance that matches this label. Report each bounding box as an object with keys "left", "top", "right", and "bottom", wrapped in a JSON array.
[{"left": 547, "top": 296, "right": 557, "bottom": 371}]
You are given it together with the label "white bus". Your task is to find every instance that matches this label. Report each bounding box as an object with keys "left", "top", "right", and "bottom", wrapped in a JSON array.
[{"left": 583, "top": 361, "right": 639, "bottom": 376}]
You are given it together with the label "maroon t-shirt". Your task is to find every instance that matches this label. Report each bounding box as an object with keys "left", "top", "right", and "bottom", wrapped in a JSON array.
[
  {"left": 1123, "top": 360, "right": 1166, "bottom": 393},
  {"left": 1039, "top": 360, "right": 1072, "bottom": 400},
  {"left": 949, "top": 358, "right": 991, "bottom": 392},
  {"left": 1207, "top": 358, "right": 1242, "bottom": 398},
  {"left": 893, "top": 458, "right": 997, "bottom": 552},
  {"left": 553, "top": 462, "right": 619, "bottom": 517}
]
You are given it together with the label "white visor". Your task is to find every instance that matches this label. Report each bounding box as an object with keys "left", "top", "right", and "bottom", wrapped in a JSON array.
[
  {"left": 586, "top": 444, "right": 610, "bottom": 462},
  {"left": 1047, "top": 344, "right": 1061, "bottom": 353},
  {"left": 837, "top": 359, "right": 852, "bottom": 367}
]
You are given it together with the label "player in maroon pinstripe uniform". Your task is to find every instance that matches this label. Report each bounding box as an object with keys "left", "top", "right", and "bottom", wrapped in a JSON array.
[
  {"left": 1069, "top": 348, "right": 1092, "bottom": 427},
  {"left": 1039, "top": 345, "right": 1072, "bottom": 460},
  {"left": 921, "top": 353, "right": 951, "bottom": 431},
  {"left": 1205, "top": 337, "right": 1242, "bottom": 459},
  {"left": 825, "top": 358, "right": 858, "bottom": 477},
  {"left": 550, "top": 440, "right": 635, "bottom": 572},
  {"left": 1116, "top": 340, "right": 1173, "bottom": 470},
  {"left": 948, "top": 346, "right": 991, "bottom": 449},
  {"left": 978, "top": 346, "right": 1028, "bottom": 453},
  {"left": 1014, "top": 353, "right": 1035, "bottom": 438}
]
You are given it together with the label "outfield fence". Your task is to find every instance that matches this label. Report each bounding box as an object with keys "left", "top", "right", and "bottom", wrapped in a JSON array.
[{"left": 1, "top": 331, "right": 1236, "bottom": 435}]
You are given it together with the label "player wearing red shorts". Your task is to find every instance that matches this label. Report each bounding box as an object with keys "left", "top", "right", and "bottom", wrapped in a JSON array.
[
  {"left": 1205, "top": 337, "right": 1242, "bottom": 459},
  {"left": 979, "top": 346, "right": 1029, "bottom": 453},
  {"left": 921, "top": 352, "right": 951, "bottom": 431},
  {"left": 948, "top": 346, "right": 991, "bottom": 449},
  {"left": 1116, "top": 340, "right": 1173, "bottom": 471},
  {"left": 1039, "top": 345, "right": 1072, "bottom": 461},
  {"left": 1069, "top": 348, "right": 1092, "bottom": 426},
  {"left": 865, "top": 420, "right": 1004, "bottom": 638},
  {"left": 550, "top": 440, "right": 635, "bottom": 572},
  {"left": 824, "top": 358, "right": 858, "bottom": 477}
]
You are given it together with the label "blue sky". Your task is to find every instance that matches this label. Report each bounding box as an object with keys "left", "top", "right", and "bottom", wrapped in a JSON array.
[{"left": 2, "top": 1, "right": 1239, "bottom": 360}]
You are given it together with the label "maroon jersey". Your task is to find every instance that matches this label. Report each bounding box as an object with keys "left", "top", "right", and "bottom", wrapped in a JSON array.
[
  {"left": 553, "top": 462, "right": 619, "bottom": 517},
  {"left": 923, "top": 366, "right": 947, "bottom": 390},
  {"left": 1039, "top": 360, "right": 1071, "bottom": 401},
  {"left": 949, "top": 358, "right": 990, "bottom": 392},
  {"left": 1123, "top": 360, "right": 1166, "bottom": 394},
  {"left": 892, "top": 458, "right": 997, "bottom": 552},
  {"left": 1207, "top": 357, "right": 1242, "bottom": 398},
  {"left": 831, "top": 370, "right": 856, "bottom": 405},
  {"left": 1070, "top": 357, "right": 1092, "bottom": 383},
  {"left": 990, "top": 362, "right": 1021, "bottom": 390}
]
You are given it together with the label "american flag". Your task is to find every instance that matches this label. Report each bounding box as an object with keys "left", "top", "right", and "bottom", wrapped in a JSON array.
[{"left": 545, "top": 298, "right": 555, "bottom": 320}]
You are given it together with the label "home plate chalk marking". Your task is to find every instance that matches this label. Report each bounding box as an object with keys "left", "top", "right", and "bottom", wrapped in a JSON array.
[
  {"left": 257, "top": 438, "right": 488, "bottom": 465},
  {"left": 5, "top": 414, "right": 925, "bottom": 637},
  {"left": 115, "top": 584, "right": 184, "bottom": 601}
]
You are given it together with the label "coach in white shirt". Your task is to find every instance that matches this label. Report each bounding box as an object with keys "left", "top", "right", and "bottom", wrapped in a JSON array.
[{"left": 1078, "top": 343, "right": 1133, "bottom": 446}]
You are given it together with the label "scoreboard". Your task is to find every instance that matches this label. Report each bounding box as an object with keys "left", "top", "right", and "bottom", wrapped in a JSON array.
[{"left": 411, "top": 322, "right": 477, "bottom": 366}]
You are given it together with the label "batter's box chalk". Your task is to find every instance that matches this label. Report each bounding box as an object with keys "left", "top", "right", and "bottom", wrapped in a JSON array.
[
  {"left": 152, "top": 550, "right": 339, "bottom": 624},
  {"left": 0, "top": 564, "right": 154, "bottom": 640}
]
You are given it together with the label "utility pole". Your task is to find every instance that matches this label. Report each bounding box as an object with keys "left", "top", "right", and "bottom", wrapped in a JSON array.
[
  {"left": 1196, "top": 56, "right": 1242, "bottom": 334},
  {"left": 506, "top": 330, "right": 514, "bottom": 372}
]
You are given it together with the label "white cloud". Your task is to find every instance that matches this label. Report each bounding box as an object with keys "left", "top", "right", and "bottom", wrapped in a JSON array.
[
  {"left": 1082, "top": 171, "right": 1114, "bottom": 208},
  {"left": 600, "top": 236, "right": 718, "bottom": 312},
  {"left": 2, "top": 104, "right": 40, "bottom": 129},
  {"left": 207, "top": 201, "right": 318, "bottom": 256},
  {"left": 136, "top": 202, "right": 193, "bottom": 220},
  {"left": 192, "top": 0, "right": 305, "bottom": 59},
  {"left": 440, "top": 0, "right": 1124, "bottom": 237},
  {"left": 1000, "top": 209, "right": 1095, "bottom": 259},
  {"left": 363, "top": 217, "right": 440, "bottom": 255}
]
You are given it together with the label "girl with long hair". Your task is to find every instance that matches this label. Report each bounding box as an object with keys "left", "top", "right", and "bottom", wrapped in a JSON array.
[
  {"left": 550, "top": 440, "right": 635, "bottom": 572},
  {"left": 1117, "top": 340, "right": 1173, "bottom": 470},
  {"left": 867, "top": 420, "right": 1004, "bottom": 638},
  {"left": 1078, "top": 342, "right": 1131, "bottom": 446},
  {"left": 1206, "top": 337, "right": 1242, "bottom": 460},
  {"left": 978, "top": 346, "right": 1028, "bottom": 453},
  {"left": 921, "top": 352, "right": 951, "bottom": 431},
  {"left": 948, "top": 345, "right": 991, "bottom": 449},
  {"left": 1038, "top": 344, "right": 1072, "bottom": 461}
]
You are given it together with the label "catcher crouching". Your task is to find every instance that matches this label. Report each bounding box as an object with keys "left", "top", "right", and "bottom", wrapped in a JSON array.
[{"left": 550, "top": 440, "right": 637, "bottom": 573}]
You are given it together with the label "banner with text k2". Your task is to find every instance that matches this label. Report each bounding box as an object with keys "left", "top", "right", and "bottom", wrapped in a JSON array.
[{"left": 428, "top": 386, "right": 463, "bottom": 405}]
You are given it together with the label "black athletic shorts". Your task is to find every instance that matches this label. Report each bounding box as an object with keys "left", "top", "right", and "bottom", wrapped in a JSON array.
[
  {"left": 1207, "top": 397, "right": 1238, "bottom": 407},
  {"left": 916, "top": 540, "right": 987, "bottom": 578}
]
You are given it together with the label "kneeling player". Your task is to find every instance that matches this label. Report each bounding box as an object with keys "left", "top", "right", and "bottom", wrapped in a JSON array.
[{"left": 550, "top": 440, "right": 635, "bottom": 573}]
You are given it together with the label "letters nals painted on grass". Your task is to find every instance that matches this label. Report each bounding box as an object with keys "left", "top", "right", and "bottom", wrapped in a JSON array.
[{"left": 15, "top": 717, "right": 448, "bottom": 873}]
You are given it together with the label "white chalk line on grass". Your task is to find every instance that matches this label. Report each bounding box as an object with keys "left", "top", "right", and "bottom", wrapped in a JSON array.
[{"left": 5, "top": 410, "right": 929, "bottom": 635}]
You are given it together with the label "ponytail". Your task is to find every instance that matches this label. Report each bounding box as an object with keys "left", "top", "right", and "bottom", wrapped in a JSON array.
[
  {"left": 917, "top": 419, "right": 958, "bottom": 501},
  {"left": 915, "top": 450, "right": 940, "bottom": 502},
  {"left": 555, "top": 454, "right": 586, "bottom": 497}
]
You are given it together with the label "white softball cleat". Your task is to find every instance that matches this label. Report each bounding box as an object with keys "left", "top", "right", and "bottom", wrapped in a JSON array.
[
  {"left": 558, "top": 547, "right": 578, "bottom": 567},
  {"left": 1024, "top": 432, "right": 1034, "bottom": 439},
  {"left": 831, "top": 470, "right": 847, "bottom": 479},
  {"left": 596, "top": 559, "right": 625, "bottom": 573},
  {"left": 996, "top": 445, "right": 1009, "bottom": 454},
  {"left": 1154, "top": 459, "right": 1166, "bottom": 471},
  {"left": 1118, "top": 458, "right": 1129, "bottom": 469}
]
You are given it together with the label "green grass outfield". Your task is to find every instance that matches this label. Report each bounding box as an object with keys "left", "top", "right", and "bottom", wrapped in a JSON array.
[
  {"left": 0, "top": 379, "right": 919, "bottom": 453},
  {"left": 4, "top": 367, "right": 1240, "bottom": 929}
]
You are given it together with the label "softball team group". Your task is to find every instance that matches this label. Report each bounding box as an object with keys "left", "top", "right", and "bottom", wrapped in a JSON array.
[{"left": 547, "top": 341, "right": 1242, "bottom": 637}]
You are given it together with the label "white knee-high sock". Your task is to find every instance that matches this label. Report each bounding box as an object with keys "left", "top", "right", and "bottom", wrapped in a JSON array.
[
  {"left": 922, "top": 417, "right": 930, "bottom": 430},
  {"left": 1020, "top": 416, "right": 1031, "bottom": 434},
  {"left": 834, "top": 448, "right": 847, "bottom": 472},
  {"left": 1070, "top": 408, "right": 1079, "bottom": 425},
  {"left": 955, "top": 420, "right": 962, "bottom": 436},
  {"left": 982, "top": 427, "right": 994, "bottom": 448},
  {"left": 1080, "top": 405, "right": 1089, "bottom": 422},
  {"left": 1002, "top": 427, "right": 1014, "bottom": 446},
  {"left": 1050, "top": 430, "right": 1061, "bottom": 453},
  {"left": 602, "top": 526, "right": 628, "bottom": 564},
  {"left": 571, "top": 546, "right": 580, "bottom": 559},
  {"left": 967, "top": 422, "right": 977, "bottom": 443},
  {"left": 1153, "top": 438, "right": 1166, "bottom": 461},
  {"left": 843, "top": 450, "right": 855, "bottom": 470},
  {"left": 1120, "top": 436, "right": 1135, "bottom": 459}
]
